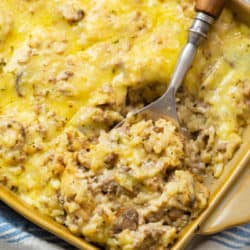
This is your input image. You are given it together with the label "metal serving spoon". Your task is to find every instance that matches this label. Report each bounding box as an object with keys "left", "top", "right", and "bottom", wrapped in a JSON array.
[{"left": 116, "top": 0, "right": 227, "bottom": 127}]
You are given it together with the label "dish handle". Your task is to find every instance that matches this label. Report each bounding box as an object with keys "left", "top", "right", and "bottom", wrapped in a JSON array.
[{"left": 198, "top": 152, "right": 250, "bottom": 234}]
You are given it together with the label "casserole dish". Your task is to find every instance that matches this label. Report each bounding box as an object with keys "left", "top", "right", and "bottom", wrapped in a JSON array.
[{"left": 0, "top": 0, "right": 250, "bottom": 249}]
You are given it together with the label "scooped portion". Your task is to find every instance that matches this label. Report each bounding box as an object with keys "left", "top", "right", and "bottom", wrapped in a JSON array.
[{"left": 61, "top": 118, "right": 209, "bottom": 249}]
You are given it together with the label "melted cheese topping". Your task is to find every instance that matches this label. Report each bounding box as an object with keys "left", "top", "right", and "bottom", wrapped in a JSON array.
[{"left": 0, "top": 0, "right": 249, "bottom": 249}]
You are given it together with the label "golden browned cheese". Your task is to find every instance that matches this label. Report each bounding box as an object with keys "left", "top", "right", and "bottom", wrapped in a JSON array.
[{"left": 0, "top": 0, "right": 249, "bottom": 249}]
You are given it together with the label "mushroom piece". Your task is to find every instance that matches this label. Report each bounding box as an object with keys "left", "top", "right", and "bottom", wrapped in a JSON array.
[
  {"left": 60, "top": 4, "right": 85, "bottom": 24},
  {"left": 113, "top": 208, "right": 139, "bottom": 234}
]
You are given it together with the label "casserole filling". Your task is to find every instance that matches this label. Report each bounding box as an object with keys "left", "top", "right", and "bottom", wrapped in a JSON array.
[
  {"left": 0, "top": 0, "right": 249, "bottom": 249},
  {"left": 60, "top": 117, "right": 209, "bottom": 248}
]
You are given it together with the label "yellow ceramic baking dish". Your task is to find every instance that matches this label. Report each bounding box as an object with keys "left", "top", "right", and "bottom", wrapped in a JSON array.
[{"left": 0, "top": 1, "right": 250, "bottom": 249}]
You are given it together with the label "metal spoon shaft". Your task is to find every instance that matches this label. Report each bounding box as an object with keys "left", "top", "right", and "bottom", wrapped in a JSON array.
[{"left": 164, "top": 43, "right": 197, "bottom": 96}]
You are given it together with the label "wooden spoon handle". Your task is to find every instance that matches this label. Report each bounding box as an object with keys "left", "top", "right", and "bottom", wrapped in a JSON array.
[{"left": 195, "top": 0, "right": 227, "bottom": 18}]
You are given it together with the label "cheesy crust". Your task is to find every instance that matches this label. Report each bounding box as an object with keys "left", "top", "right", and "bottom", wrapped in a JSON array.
[{"left": 0, "top": 0, "right": 249, "bottom": 249}]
